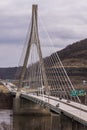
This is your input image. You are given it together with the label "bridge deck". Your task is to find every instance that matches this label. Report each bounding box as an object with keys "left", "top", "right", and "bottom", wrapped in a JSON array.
[{"left": 21, "top": 93, "right": 87, "bottom": 126}]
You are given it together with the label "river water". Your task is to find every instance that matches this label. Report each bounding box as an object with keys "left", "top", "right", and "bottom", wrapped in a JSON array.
[{"left": 0, "top": 110, "right": 87, "bottom": 130}]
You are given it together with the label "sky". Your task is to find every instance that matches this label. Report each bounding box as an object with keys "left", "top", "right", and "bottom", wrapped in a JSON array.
[{"left": 0, "top": 0, "right": 87, "bottom": 67}]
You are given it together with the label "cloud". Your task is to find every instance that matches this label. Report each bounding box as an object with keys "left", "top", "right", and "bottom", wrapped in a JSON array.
[
  {"left": 0, "top": 43, "right": 23, "bottom": 67},
  {"left": 0, "top": 0, "right": 87, "bottom": 67}
]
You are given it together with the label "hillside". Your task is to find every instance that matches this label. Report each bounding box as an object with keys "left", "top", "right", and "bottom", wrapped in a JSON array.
[
  {"left": 0, "top": 39, "right": 87, "bottom": 89},
  {"left": 58, "top": 38, "right": 87, "bottom": 67},
  {"left": 57, "top": 39, "right": 87, "bottom": 89}
]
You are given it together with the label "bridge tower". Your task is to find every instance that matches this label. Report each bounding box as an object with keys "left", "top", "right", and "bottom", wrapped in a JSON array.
[
  {"left": 13, "top": 4, "right": 49, "bottom": 114},
  {"left": 18, "top": 4, "right": 48, "bottom": 91}
]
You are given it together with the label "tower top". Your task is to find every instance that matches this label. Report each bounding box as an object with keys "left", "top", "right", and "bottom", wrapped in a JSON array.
[
  {"left": 32, "top": 4, "right": 38, "bottom": 10},
  {"left": 32, "top": 4, "right": 38, "bottom": 15}
]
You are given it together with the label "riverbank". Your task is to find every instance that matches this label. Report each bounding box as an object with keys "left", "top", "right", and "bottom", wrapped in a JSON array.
[{"left": 0, "top": 84, "right": 13, "bottom": 109}]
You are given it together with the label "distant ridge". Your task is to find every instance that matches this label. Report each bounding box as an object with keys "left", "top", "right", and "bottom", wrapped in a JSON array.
[
  {"left": 0, "top": 39, "right": 87, "bottom": 85},
  {"left": 0, "top": 67, "right": 17, "bottom": 79}
]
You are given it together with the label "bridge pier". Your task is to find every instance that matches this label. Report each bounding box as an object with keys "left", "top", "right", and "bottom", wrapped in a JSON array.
[
  {"left": 72, "top": 120, "right": 78, "bottom": 130},
  {"left": 58, "top": 112, "right": 87, "bottom": 130},
  {"left": 13, "top": 93, "right": 50, "bottom": 115},
  {"left": 13, "top": 92, "right": 21, "bottom": 115},
  {"left": 59, "top": 113, "right": 73, "bottom": 130}
]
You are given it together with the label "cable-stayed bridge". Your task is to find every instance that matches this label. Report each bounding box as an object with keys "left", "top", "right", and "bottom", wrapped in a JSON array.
[
  {"left": 3, "top": 4, "right": 87, "bottom": 127},
  {"left": 16, "top": 4, "right": 80, "bottom": 103}
]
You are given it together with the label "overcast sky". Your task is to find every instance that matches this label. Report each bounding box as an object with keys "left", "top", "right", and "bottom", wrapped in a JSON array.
[{"left": 0, "top": 0, "right": 87, "bottom": 67}]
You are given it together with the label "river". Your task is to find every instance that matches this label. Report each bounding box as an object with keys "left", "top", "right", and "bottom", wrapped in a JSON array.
[{"left": 0, "top": 110, "right": 87, "bottom": 130}]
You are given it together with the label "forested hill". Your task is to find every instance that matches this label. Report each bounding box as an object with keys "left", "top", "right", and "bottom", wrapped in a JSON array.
[
  {"left": 57, "top": 38, "right": 87, "bottom": 67},
  {"left": 0, "top": 38, "right": 87, "bottom": 80},
  {"left": 0, "top": 67, "right": 17, "bottom": 79}
]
